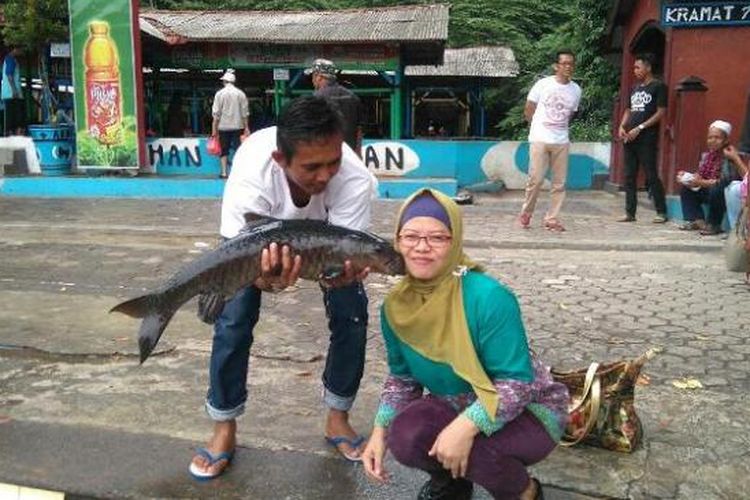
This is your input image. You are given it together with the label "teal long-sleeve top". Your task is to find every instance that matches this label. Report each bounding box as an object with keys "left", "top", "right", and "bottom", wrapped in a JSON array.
[{"left": 375, "top": 271, "right": 568, "bottom": 440}]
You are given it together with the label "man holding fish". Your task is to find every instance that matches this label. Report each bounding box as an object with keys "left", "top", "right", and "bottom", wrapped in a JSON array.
[{"left": 195, "top": 96, "right": 379, "bottom": 478}]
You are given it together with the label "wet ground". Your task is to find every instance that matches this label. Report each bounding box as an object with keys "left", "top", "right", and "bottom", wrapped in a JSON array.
[{"left": 0, "top": 191, "right": 748, "bottom": 499}]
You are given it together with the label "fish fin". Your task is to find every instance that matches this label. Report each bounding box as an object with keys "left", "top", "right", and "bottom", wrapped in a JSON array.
[
  {"left": 110, "top": 295, "right": 154, "bottom": 318},
  {"left": 242, "top": 212, "right": 279, "bottom": 225},
  {"left": 138, "top": 309, "right": 177, "bottom": 364},
  {"left": 239, "top": 213, "right": 282, "bottom": 236},
  {"left": 197, "top": 291, "right": 225, "bottom": 324}
]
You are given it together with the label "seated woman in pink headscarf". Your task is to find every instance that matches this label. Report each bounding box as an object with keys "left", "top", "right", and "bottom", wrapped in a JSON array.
[
  {"left": 361, "top": 188, "right": 569, "bottom": 500},
  {"left": 677, "top": 120, "right": 745, "bottom": 235}
]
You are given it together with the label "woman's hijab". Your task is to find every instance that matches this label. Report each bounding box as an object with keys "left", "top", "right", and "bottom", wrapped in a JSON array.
[{"left": 384, "top": 188, "right": 500, "bottom": 419}]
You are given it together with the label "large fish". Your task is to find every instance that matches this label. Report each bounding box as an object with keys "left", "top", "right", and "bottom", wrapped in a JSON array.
[{"left": 111, "top": 216, "right": 405, "bottom": 363}]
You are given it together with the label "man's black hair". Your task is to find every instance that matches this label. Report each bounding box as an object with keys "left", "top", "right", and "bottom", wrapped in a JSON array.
[
  {"left": 555, "top": 49, "right": 575, "bottom": 63},
  {"left": 276, "top": 96, "right": 344, "bottom": 161},
  {"left": 635, "top": 53, "right": 656, "bottom": 69}
]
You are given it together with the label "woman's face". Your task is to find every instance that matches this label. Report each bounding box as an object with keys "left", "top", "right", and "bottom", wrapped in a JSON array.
[
  {"left": 706, "top": 127, "right": 728, "bottom": 152},
  {"left": 397, "top": 216, "right": 453, "bottom": 281}
]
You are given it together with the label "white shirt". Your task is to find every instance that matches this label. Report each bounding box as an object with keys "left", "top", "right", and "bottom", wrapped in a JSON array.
[
  {"left": 527, "top": 76, "right": 582, "bottom": 144},
  {"left": 220, "top": 126, "right": 378, "bottom": 238},
  {"left": 212, "top": 83, "right": 249, "bottom": 131}
]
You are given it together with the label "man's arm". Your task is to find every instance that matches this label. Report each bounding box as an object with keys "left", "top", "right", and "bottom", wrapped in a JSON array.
[
  {"left": 211, "top": 93, "right": 221, "bottom": 136},
  {"left": 523, "top": 101, "right": 537, "bottom": 123},
  {"left": 242, "top": 95, "right": 250, "bottom": 135},
  {"left": 724, "top": 145, "right": 749, "bottom": 177},
  {"left": 626, "top": 107, "right": 665, "bottom": 142},
  {"left": 618, "top": 108, "right": 631, "bottom": 140}
]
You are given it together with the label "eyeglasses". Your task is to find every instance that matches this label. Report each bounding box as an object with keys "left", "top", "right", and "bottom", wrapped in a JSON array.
[{"left": 398, "top": 233, "right": 452, "bottom": 248}]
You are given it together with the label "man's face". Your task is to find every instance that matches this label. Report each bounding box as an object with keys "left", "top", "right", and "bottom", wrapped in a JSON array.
[
  {"left": 554, "top": 54, "right": 575, "bottom": 79},
  {"left": 274, "top": 133, "right": 344, "bottom": 195},
  {"left": 633, "top": 60, "right": 651, "bottom": 81},
  {"left": 706, "top": 128, "right": 728, "bottom": 152},
  {"left": 311, "top": 73, "right": 327, "bottom": 90}
]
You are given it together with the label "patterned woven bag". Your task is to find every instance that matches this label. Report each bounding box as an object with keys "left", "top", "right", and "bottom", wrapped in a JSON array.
[{"left": 551, "top": 349, "right": 656, "bottom": 453}]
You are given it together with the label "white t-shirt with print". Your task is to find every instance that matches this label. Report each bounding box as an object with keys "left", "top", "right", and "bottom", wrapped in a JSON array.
[
  {"left": 527, "top": 76, "right": 582, "bottom": 144},
  {"left": 220, "top": 126, "right": 378, "bottom": 239}
]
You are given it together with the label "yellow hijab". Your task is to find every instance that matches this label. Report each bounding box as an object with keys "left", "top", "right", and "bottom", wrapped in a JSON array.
[{"left": 384, "top": 188, "right": 499, "bottom": 420}]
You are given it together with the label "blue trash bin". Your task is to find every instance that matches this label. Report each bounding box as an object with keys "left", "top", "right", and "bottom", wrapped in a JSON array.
[{"left": 29, "top": 124, "right": 75, "bottom": 176}]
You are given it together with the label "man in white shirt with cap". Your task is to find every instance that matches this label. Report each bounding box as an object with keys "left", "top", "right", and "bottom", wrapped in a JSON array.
[{"left": 212, "top": 69, "right": 250, "bottom": 178}]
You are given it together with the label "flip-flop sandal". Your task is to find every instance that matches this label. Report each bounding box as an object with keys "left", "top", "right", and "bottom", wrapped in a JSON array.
[
  {"left": 188, "top": 447, "right": 235, "bottom": 481},
  {"left": 325, "top": 435, "right": 365, "bottom": 463}
]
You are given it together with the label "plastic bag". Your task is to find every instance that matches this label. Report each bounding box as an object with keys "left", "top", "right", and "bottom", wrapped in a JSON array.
[{"left": 207, "top": 136, "right": 221, "bottom": 156}]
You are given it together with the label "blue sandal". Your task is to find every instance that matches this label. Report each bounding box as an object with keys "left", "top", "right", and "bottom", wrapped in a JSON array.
[
  {"left": 188, "top": 447, "right": 235, "bottom": 481},
  {"left": 325, "top": 435, "right": 365, "bottom": 462}
]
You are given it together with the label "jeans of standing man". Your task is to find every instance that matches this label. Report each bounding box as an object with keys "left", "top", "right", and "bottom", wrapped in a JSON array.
[
  {"left": 387, "top": 398, "right": 556, "bottom": 500},
  {"left": 520, "top": 142, "right": 570, "bottom": 222},
  {"left": 623, "top": 138, "right": 667, "bottom": 217},
  {"left": 725, "top": 180, "right": 744, "bottom": 229},
  {"left": 205, "top": 281, "right": 368, "bottom": 421}
]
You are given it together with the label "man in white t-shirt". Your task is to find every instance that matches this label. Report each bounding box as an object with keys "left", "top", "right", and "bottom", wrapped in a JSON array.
[
  {"left": 518, "top": 50, "right": 582, "bottom": 232},
  {"left": 190, "top": 96, "right": 379, "bottom": 480}
]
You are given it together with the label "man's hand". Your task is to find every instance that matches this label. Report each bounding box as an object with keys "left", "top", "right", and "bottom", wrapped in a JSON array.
[
  {"left": 618, "top": 125, "right": 629, "bottom": 142},
  {"left": 723, "top": 144, "right": 740, "bottom": 161},
  {"left": 253, "top": 242, "right": 302, "bottom": 292},
  {"left": 362, "top": 427, "right": 389, "bottom": 483},
  {"left": 625, "top": 127, "right": 641, "bottom": 142},
  {"left": 428, "top": 415, "right": 479, "bottom": 479},
  {"left": 319, "top": 260, "right": 369, "bottom": 289}
]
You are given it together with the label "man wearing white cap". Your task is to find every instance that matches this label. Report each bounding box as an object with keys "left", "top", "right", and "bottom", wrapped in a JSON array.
[
  {"left": 306, "top": 58, "right": 363, "bottom": 157},
  {"left": 212, "top": 69, "right": 250, "bottom": 178},
  {"left": 676, "top": 120, "right": 744, "bottom": 235}
]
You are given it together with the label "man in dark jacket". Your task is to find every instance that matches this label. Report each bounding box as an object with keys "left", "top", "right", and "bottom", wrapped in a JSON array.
[{"left": 306, "top": 58, "right": 363, "bottom": 157}]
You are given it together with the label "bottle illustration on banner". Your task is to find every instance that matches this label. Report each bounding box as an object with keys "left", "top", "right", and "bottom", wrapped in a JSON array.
[{"left": 84, "top": 21, "right": 122, "bottom": 146}]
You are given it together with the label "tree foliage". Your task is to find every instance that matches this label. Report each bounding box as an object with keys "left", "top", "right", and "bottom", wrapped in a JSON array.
[
  {"left": 2, "top": 0, "right": 68, "bottom": 50},
  {"left": 23, "top": 0, "right": 617, "bottom": 138},
  {"left": 148, "top": 0, "right": 617, "bottom": 140}
]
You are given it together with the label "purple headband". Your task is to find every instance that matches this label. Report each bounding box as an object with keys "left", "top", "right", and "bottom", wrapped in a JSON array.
[{"left": 399, "top": 193, "right": 451, "bottom": 231}]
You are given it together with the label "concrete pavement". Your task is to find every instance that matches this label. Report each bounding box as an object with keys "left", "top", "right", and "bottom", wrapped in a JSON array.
[{"left": 0, "top": 191, "right": 748, "bottom": 499}]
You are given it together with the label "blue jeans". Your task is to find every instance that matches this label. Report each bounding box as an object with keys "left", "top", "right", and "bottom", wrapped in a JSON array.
[
  {"left": 205, "top": 281, "right": 368, "bottom": 421},
  {"left": 725, "top": 180, "right": 743, "bottom": 229}
]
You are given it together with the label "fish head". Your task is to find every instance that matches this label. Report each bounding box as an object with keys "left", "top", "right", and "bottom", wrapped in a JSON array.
[{"left": 344, "top": 231, "right": 405, "bottom": 276}]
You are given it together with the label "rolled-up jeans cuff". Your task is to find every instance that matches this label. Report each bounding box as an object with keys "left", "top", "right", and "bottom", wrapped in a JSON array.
[
  {"left": 205, "top": 400, "right": 245, "bottom": 421},
  {"left": 323, "top": 388, "right": 355, "bottom": 412}
]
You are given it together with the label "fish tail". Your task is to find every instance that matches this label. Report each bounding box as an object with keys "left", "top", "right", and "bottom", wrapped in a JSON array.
[
  {"left": 110, "top": 293, "right": 177, "bottom": 364},
  {"left": 110, "top": 294, "right": 155, "bottom": 318},
  {"left": 137, "top": 309, "right": 177, "bottom": 364}
]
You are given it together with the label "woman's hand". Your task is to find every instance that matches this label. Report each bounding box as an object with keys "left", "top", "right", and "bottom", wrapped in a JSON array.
[
  {"left": 428, "top": 415, "right": 479, "bottom": 479},
  {"left": 362, "top": 427, "right": 389, "bottom": 483},
  {"left": 253, "top": 242, "right": 302, "bottom": 292}
]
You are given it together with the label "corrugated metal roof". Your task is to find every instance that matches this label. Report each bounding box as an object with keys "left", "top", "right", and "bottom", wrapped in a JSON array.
[
  {"left": 406, "top": 46, "right": 519, "bottom": 78},
  {"left": 140, "top": 5, "right": 449, "bottom": 44}
]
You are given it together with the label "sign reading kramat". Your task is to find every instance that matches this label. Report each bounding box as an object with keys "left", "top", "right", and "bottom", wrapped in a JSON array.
[
  {"left": 662, "top": 2, "right": 750, "bottom": 27},
  {"left": 69, "top": 0, "right": 142, "bottom": 168}
]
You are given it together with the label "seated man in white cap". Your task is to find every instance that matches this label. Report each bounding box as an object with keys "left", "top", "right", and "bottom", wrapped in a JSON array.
[
  {"left": 212, "top": 69, "right": 250, "bottom": 178},
  {"left": 676, "top": 119, "right": 745, "bottom": 235},
  {"left": 306, "top": 58, "right": 363, "bottom": 157}
]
